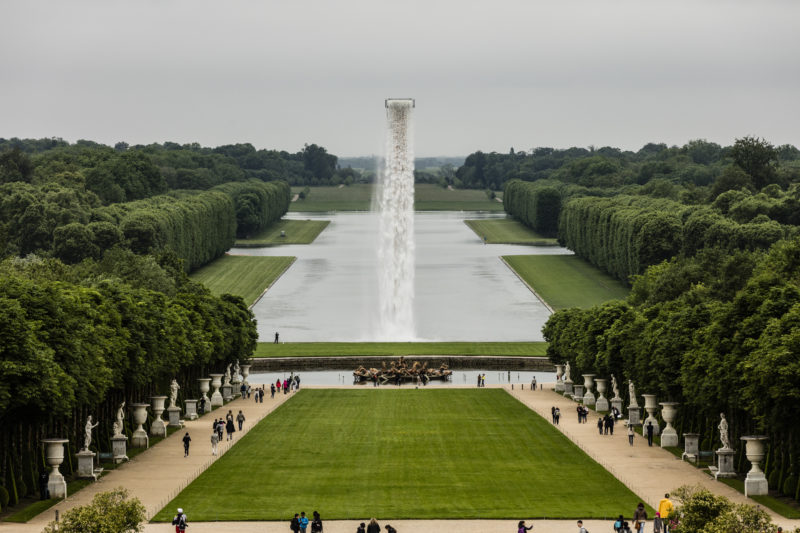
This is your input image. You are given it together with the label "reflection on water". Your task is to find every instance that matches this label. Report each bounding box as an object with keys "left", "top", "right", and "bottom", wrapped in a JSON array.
[
  {"left": 233, "top": 212, "right": 572, "bottom": 342},
  {"left": 248, "top": 370, "right": 556, "bottom": 387}
]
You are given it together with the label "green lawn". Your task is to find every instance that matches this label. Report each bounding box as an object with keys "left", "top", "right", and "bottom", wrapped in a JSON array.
[
  {"left": 254, "top": 341, "right": 547, "bottom": 358},
  {"left": 503, "top": 255, "right": 629, "bottom": 310},
  {"left": 190, "top": 255, "right": 295, "bottom": 306},
  {"left": 290, "top": 184, "right": 503, "bottom": 212},
  {"left": 464, "top": 219, "right": 558, "bottom": 245},
  {"left": 154, "top": 389, "right": 645, "bottom": 520},
  {"left": 235, "top": 219, "right": 330, "bottom": 247}
]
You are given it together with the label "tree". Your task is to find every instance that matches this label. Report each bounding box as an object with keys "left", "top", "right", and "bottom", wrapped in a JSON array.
[
  {"left": 731, "top": 136, "right": 778, "bottom": 190},
  {"left": 0, "top": 148, "right": 33, "bottom": 184},
  {"left": 53, "top": 223, "right": 99, "bottom": 263},
  {"left": 42, "top": 488, "right": 145, "bottom": 533}
]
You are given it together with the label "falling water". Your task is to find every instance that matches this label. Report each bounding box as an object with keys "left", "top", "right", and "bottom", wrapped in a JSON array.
[{"left": 376, "top": 99, "right": 415, "bottom": 340}]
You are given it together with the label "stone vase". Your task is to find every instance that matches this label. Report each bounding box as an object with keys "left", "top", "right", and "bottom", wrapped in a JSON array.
[
  {"left": 582, "top": 374, "right": 596, "bottom": 407},
  {"left": 198, "top": 378, "right": 211, "bottom": 412},
  {"left": 682, "top": 433, "right": 700, "bottom": 462},
  {"left": 554, "top": 364, "right": 565, "bottom": 393},
  {"left": 131, "top": 403, "right": 149, "bottom": 448},
  {"left": 241, "top": 364, "right": 251, "bottom": 388},
  {"left": 741, "top": 436, "right": 769, "bottom": 496},
  {"left": 659, "top": 402, "right": 680, "bottom": 447},
  {"left": 209, "top": 373, "right": 224, "bottom": 407},
  {"left": 150, "top": 396, "right": 167, "bottom": 437},
  {"left": 642, "top": 394, "right": 660, "bottom": 436},
  {"left": 595, "top": 378, "right": 609, "bottom": 411},
  {"left": 41, "top": 438, "right": 69, "bottom": 499}
]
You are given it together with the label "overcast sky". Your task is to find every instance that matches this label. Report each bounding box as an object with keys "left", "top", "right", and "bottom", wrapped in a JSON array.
[{"left": 1, "top": 0, "right": 798, "bottom": 157}]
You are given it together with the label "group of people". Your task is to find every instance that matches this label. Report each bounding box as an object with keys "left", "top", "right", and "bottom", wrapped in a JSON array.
[
  {"left": 357, "top": 518, "right": 397, "bottom": 533},
  {"left": 476, "top": 374, "right": 487, "bottom": 387},
  {"left": 596, "top": 413, "right": 616, "bottom": 435},
  {"left": 576, "top": 404, "right": 590, "bottom": 423},
  {"left": 289, "top": 511, "right": 323, "bottom": 533},
  {"left": 278, "top": 374, "right": 301, "bottom": 394},
  {"left": 209, "top": 409, "right": 246, "bottom": 454},
  {"left": 609, "top": 496, "right": 674, "bottom": 533},
  {"left": 550, "top": 406, "right": 561, "bottom": 425}
]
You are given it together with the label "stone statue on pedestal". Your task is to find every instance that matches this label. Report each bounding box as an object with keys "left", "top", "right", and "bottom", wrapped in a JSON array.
[
  {"left": 611, "top": 375, "right": 620, "bottom": 399},
  {"left": 719, "top": 413, "right": 731, "bottom": 450},
  {"left": 112, "top": 401, "right": 125, "bottom": 437},
  {"left": 224, "top": 364, "right": 232, "bottom": 386},
  {"left": 233, "top": 359, "right": 241, "bottom": 381},
  {"left": 563, "top": 362, "right": 571, "bottom": 382},
  {"left": 168, "top": 379, "right": 180, "bottom": 409},
  {"left": 83, "top": 415, "right": 99, "bottom": 451},
  {"left": 628, "top": 380, "right": 638, "bottom": 407}
]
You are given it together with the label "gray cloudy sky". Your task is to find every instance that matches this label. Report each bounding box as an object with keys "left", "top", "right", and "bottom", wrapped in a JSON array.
[{"left": 1, "top": 0, "right": 798, "bottom": 157}]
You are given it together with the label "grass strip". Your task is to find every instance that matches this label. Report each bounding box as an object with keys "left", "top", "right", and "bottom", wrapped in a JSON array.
[
  {"left": 254, "top": 342, "right": 548, "bottom": 358},
  {"left": 503, "top": 255, "right": 629, "bottom": 310},
  {"left": 717, "top": 478, "right": 800, "bottom": 518},
  {"left": 153, "top": 389, "right": 645, "bottom": 520},
  {"left": 464, "top": 219, "right": 558, "bottom": 245},
  {"left": 190, "top": 256, "right": 295, "bottom": 307},
  {"left": 235, "top": 220, "right": 330, "bottom": 247}
]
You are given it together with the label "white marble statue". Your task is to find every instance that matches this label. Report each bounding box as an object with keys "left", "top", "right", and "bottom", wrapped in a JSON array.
[
  {"left": 563, "top": 362, "right": 571, "bottom": 382},
  {"left": 224, "top": 364, "right": 232, "bottom": 386},
  {"left": 628, "top": 379, "right": 638, "bottom": 407},
  {"left": 168, "top": 379, "right": 180, "bottom": 409},
  {"left": 233, "top": 359, "right": 241, "bottom": 381},
  {"left": 83, "top": 415, "right": 99, "bottom": 451},
  {"left": 719, "top": 413, "right": 731, "bottom": 450},
  {"left": 112, "top": 401, "right": 125, "bottom": 437},
  {"left": 611, "top": 375, "right": 620, "bottom": 399}
]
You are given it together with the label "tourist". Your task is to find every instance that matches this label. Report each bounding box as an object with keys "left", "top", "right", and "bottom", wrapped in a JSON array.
[
  {"left": 613, "top": 514, "right": 624, "bottom": 532},
  {"left": 577, "top": 405, "right": 582, "bottom": 423},
  {"left": 311, "top": 510, "right": 323, "bottom": 533},
  {"left": 385, "top": 525, "right": 397, "bottom": 533},
  {"left": 271, "top": 383, "right": 276, "bottom": 398},
  {"left": 646, "top": 421, "right": 654, "bottom": 447},
  {"left": 612, "top": 406, "right": 621, "bottom": 419},
  {"left": 240, "top": 383, "right": 247, "bottom": 400},
  {"left": 357, "top": 523, "right": 366, "bottom": 533},
  {"left": 199, "top": 396, "right": 206, "bottom": 414},
  {"left": 276, "top": 378, "right": 282, "bottom": 392},
  {"left": 260, "top": 387, "right": 265, "bottom": 403},
  {"left": 236, "top": 410, "right": 245, "bottom": 431},
  {"left": 290, "top": 513, "right": 300, "bottom": 533},
  {"left": 477, "top": 374, "right": 481, "bottom": 387},
  {"left": 367, "top": 518, "right": 381, "bottom": 533},
  {"left": 275, "top": 331, "right": 279, "bottom": 343},
  {"left": 551, "top": 406, "right": 556, "bottom": 423},
  {"left": 576, "top": 519, "right": 587, "bottom": 533},
  {"left": 210, "top": 431, "right": 219, "bottom": 456},
  {"left": 554, "top": 407, "right": 561, "bottom": 425},
  {"left": 518, "top": 519, "right": 533, "bottom": 532},
  {"left": 633, "top": 502, "right": 647, "bottom": 533},
  {"left": 225, "top": 415, "right": 235, "bottom": 441},
  {"left": 284, "top": 378, "right": 289, "bottom": 394},
  {"left": 597, "top": 417, "right": 604, "bottom": 435},
  {"left": 296, "top": 375, "right": 301, "bottom": 390},
  {"left": 172, "top": 508, "right": 188, "bottom": 532},
  {"left": 216, "top": 419, "right": 224, "bottom": 441},
  {"left": 657, "top": 493, "right": 674, "bottom": 532},
  {"left": 531, "top": 377, "right": 537, "bottom": 390},
  {"left": 299, "top": 511, "right": 309, "bottom": 533},
  {"left": 627, "top": 422, "right": 635, "bottom": 446},
  {"left": 182, "top": 432, "right": 191, "bottom": 457}
]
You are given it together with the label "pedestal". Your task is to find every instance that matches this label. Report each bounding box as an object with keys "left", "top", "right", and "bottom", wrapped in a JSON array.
[
  {"left": 642, "top": 394, "right": 661, "bottom": 436},
  {"left": 564, "top": 379, "right": 574, "bottom": 396},
  {"left": 167, "top": 406, "right": 183, "bottom": 427},
  {"left": 554, "top": 365, "right": 565, "bottom": 393},
  {"left": 659, "top": 402, "right": 680, "bottom": 447},
  {"left": 628, "top": 406, "right": 641, "bottom": 426},
  {"left": 682, "top": 433, "right": 700, "bottom": 462},
  {"left": 595, "top": 379, "right": 609, "bottom": 411},
  {"left": 111, "top": 436, "right": 129, "bottom": 463},
  {"left": 77, "top": 450, "right": 99, "bottom": 480},
  {"left": 611, "top": 398, "right": 623, "bottom": 417},
  {"left": 582, "top": 374, "right": 596, "bottom": 407},
  {"left": 714, "top": 448, "right": 737, "bottom": 479},
  {"left": 742, "top": 436, "right": 769, "bottom": 496},
  {"left": 573, "top": 384, "right": 584, "bottom": 401},
  {"left": 222, "top": 384, "right": 233, "bottom": 402},
  {"left": 209, "top": 373, "right": 224, "bottom": 408},
  {"left": 185, "top": 399, "right": 198, "bottom": 420},
  {"left": 150, "top": 396, "right": 167, "bottom": 437},
  {"left": 41, "top": 438, "right": 69, "bottom": 499},
  {"left": 131, "top": 403, "right": 149, "bottom": 448}
]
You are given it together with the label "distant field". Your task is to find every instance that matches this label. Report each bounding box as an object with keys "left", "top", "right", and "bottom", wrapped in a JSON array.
[
  {"left": 290, "top": 184, "right": 503, "bottom": 212},
  {"left": 464, "top": 219, "right": 558, "bottom": 245},
  {"left": 503, "top": 255, "right": 629, "bottom": 310},
  {"left": 153, "top": 389, "right": 645, "bottom": 520},
  {"left": 190, "top": 255, "right": 295, "bottom": 306},
  {"left": 254, "top": 341, "right": 547, "bottom": 358},
  {"left": 235, "top": 219, "right": 330, "bottom": 247}
]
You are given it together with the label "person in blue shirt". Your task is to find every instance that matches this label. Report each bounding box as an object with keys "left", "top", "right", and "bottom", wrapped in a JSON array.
[{"left": 299, "top": 511, "right": 309, "bottom": 533}]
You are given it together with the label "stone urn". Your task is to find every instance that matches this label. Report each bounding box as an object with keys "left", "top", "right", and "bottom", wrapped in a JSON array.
[
  {"left": 41, "top": 438, "right": 69, "bottom": 498},
  {"left": 682, "top": 433, "right": 700, "bottom": 462},
  {"left": 554, "top": 364, "right": 565, "bottom": 393},
  {"left": 150, "top": 395, "right": 167, "bottom": 437},
  {"left": 131, "top": 403, "right": 149, "bottom": 448},
  {"left": 582, "top": 374, "right": 596, "bottom": 407},
  {"left": 741, "top": 436, "right": 769, "bottom": 496},
  {"left": 659, "top": 402, "right": 679, "bottom": 447},
  {"left": 642, "top": 394, "right": 660, "bottom": 436},
  {"left": 241, "top": 364, "right": 251, "bottom": 388},
  {"left": 198, "top": 378, "right": 211, "bottom": 413},
  {"left": 594, "top": 378, "right": 608, "bottom": 411},
  {"left": 209, "top": 373, "right": 224, "bottom": 407}
]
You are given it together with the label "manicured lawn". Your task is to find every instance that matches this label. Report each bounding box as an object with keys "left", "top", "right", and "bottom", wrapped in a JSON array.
[
  {"left": 190, "top": 255, "right": 295, "bottom": 306},
  {"left": 235, "top": 219, "right": 330, "bottom": 247},
  {"left": 154, "top": 389, "right": 645, "bottom": 520},
  {"left": 290, "top": 184, "right": 503, "bottom": 212},
  {"left": 254, "top": 341, "right": 548, "bottom": 358},
  {"left": 503, "top": 255, "right": 629, "bottom": 310},
  {"left": 719, "top": 477, "right": 800, "bottom": 518},
  {"left": 464, "top": 219, "right": 558, "bottom": 245}
]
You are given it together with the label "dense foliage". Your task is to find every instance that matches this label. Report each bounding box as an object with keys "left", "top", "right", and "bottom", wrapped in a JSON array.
[{"left": 42, "top": 488, "right": 145, "bottom": 533}]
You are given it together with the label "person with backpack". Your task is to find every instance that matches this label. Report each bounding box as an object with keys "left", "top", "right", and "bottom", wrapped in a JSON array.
[
  {"left": 311, "top": 511, "right": 323, "bottom": 533},
  {"left": 225, "top": 416, "right": 235, "bottom": 441},
  {"left": 172, "top": 508, "right": 188, "bottom": 532},
  {"left": 356, "top": 523, "right": 366, "bottom": 533},
  {"left": 290, "top": 513, "right": 300, "bottom": 533},
  {"left": 633, "top": 502, "right": 647, "bottom": 533},
  {"left": 236, "top": 410, "right": 245, "bottom": 431},
  {"left": 182, "top": 432, "right": 191, "bottom": 457},
  {"left": 613, "top": 514, "right": 624, "bottom": 532},
  {"left": 576, "top": 519, "right": 587, "bottom": 533}
]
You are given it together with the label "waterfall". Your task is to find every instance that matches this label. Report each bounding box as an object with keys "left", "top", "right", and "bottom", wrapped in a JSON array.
[{"left": 376, "top": 99, "right": 415, "bottom": 340}]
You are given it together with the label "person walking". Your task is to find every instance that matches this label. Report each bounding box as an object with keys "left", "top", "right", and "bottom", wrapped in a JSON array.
[
  {"left": 633, "top": 502, "right": 647, "bottom": 533},
  {"left": 646, "top": 421, "right": 654, "bottom": 447},
  {"left": 276, "top": 378, "right": 282, "bottom": 393},
  {"left": 182, "top": 432, "right": 191, "bottom": 457},
  {"left": 657, "top": 493, "right": 674, "bottom": 532},
  {"left": 210, "top": 431, "right": 219, "bottom": 456},
  {"left": 311, "top": 511, "right": 323, "bottom": 533},
  {"left": 271, "top": 382, "right": 276, "bottom": 398},
  {"left": 283, "top": 379, "right": 289, "bottom": 394},
  {"left": 518, "top": 519, "right": 533, "bottom": 532},
  {"left": 357, "top": 523, "right": 366, "bottom": 533},
  {"left": 225, "top": 416, "right": 235, "bottom": 441},
  {"left": 236, "top": 410, "right": 245, "bottom": 431},
  {"left": 275, "top": 331, "right": 279, "bottom": 343},
  {"left": 290, "top": 513, "right": 300, "bottom": 533},
  {"left": 531, "top": 377, "right": 537, "bottom": 390},
  {"left": 613, "top": 514, "right": 624, "bottom": 532},
  {"left": 172, "top": 508, "right": 188, "bottom": 533},
  {"left": 554, "top": 407, "right": 560, "bottom": 425},
  {"left": 367, "top": 518, "right": 381, "bottom": 533},
  {"left": 607, "top": 415, "right": 615, "bottom": 435},
  {"left": 299, "top": 511, "right": 309, "bottom": 533},
  {"left": 551, "top": 406, "right": 556, "bottom": 423},
  {"left": 627, "top": 422, "right": 635, "bottom": 446},
  {"left": 576, "top": 520, "right": 587, "bottom": 533},
  {"left": 597, "top": 417, "right": 604, "bottom": 435},
  {"left": 216, "top": 419, "right": 224, "bottom": 441},
  {"left": 240, "top": 383, "right": 247, "bottom": 400}
]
